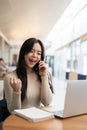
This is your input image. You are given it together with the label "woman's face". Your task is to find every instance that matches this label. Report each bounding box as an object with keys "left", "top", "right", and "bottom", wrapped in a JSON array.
[{"left": 24, "top": 43, "right": 42, "bottom": 70}]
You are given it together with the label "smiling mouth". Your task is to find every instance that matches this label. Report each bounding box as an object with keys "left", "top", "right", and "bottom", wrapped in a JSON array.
[{"left": 29, "top": 59, "right": 37, "bottom": 64}]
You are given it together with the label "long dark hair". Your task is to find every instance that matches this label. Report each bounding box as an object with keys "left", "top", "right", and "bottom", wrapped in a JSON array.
[{"left": 16, "top": 38, "right": 53, "bottom": 101}]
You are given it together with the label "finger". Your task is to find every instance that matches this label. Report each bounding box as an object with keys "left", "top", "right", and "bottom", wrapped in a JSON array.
[
  {"left": 10, "top": 77, "right": 14, "bottom": 84},
  {"left": 13, "top": 78, "right": 17, "bottom": 84},
  {"left": 17, "top": 79, "right": 21, "bottom": 86},
  {"left": 39, "top": 61, "right": 45, "bottom": 67},
  {"left": 39, "top": 64, "right": 47, "bottom": 70}
]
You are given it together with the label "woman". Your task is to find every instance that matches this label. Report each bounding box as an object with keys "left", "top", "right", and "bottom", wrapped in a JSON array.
[
  {"left": 0, "top": 58, "right": 8, "bottom": 78},
  {"left": 4, "top": 38, "right": 54, "bottom": 113}
]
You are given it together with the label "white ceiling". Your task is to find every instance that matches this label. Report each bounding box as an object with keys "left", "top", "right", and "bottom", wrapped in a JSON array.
[{"left": 0, "top": 0, "right": 71, "bottom": 41}]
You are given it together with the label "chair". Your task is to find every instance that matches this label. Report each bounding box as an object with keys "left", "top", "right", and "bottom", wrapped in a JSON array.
[
  {"left": 66, "top": 72, "right": 77, "bottom": 80},
  {"left": 66, "top": 72, "right": 87, "bottom": 80},
  {"left": 0, "top": 99, "right": 10, "bottom": 122},
  {"left": 0, "top": 80, "right": 10, "bottom": 122}
]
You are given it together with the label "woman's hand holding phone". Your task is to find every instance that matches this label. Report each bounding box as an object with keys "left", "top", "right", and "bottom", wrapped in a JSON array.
[{"left": 38, "top": 61, "right": 47, "bottom": 76}]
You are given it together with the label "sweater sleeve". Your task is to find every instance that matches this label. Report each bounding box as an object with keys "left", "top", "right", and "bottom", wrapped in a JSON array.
[
  {"left": 4, "top": 72, "right": 21, "bottom": 113},
  {"left": 40, "top": 73, "right": 54, "bottom": 106}
]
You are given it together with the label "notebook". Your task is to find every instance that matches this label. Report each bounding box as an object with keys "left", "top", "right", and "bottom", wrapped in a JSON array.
[
  {"left": 43, "top": 80, "right": 87, "bottom": 118},
  {"left": 13, "top": 107, "right": 54, "bottom": 122}
]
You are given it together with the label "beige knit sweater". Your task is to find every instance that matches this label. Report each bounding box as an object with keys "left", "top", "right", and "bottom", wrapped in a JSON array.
[{"left": 4, "top": 70, "right": 53, "bottom": 113}]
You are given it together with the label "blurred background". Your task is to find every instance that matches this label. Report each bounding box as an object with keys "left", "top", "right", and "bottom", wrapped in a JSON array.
[{"left": 0, "top": 0, "right": 87, "bottom": 79}]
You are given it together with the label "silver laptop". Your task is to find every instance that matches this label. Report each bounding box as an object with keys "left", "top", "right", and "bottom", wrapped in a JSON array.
[{"left": 44, "top": 80, "right": 87, "bottom": 118}]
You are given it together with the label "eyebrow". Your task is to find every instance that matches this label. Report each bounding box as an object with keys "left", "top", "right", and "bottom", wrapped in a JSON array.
[{"left": 32, "top": 48, "right": 42, "bottom": 53}]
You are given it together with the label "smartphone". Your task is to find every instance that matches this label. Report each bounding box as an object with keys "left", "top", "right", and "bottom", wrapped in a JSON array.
[{"left": 33, "top": 62, "right": 39, "bottom": 73}]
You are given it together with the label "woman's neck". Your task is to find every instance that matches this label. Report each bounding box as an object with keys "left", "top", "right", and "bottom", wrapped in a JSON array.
[{"left": 27, "top": 67, "right": 34, "bottom": 74}]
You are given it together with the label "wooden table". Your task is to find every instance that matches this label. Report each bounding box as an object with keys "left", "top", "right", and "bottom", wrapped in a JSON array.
[{"left": 3, "top": 114, "right": 87, "bottom": 130}]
